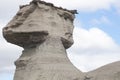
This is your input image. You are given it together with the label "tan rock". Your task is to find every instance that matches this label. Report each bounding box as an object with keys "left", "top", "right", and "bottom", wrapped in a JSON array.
[
  {"left": 3, "top": 0, "right": 120, "bottom": 80},
  {"left": 85, "top": 61, "right": 120, "bottom": 80},
  {"left": 3, "top": 0, "right": 77, "bottom": 49},
  {"left": 3, "top": 0, "right": 83, "bottom": 80}
]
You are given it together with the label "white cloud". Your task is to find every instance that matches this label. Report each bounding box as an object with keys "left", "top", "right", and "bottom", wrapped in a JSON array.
[
  {"left": 67, "top": 27, "right": 120, "bottom": 72},
  {"left": 101, "top": 16, "right": 111, "bottom": 24},
  {"left": 0, "top": 23, "right": 23, "bottom": 74},
  {"left": 90, "top": 16, "right": 111, "bottom": 26},
  {"left": 44, "top": 0, "right": 117, "bottom": 11},
  {"left": 114, "top": 0, "right": 120, "bottom": 15},
  {"left": 0, "top": 0, "right": 119, "bottom": 21},
  {"left": 0, "top": 0, "right": 31, "bottom": 21},
  {"left": 0, "top": 41, "right": 23, "bottom": 73}
]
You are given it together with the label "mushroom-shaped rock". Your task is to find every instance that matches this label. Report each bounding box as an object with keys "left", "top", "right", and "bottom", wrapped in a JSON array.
[
  {"left": 3, "top": 0, "right": 84, "bottom": 80},
  {"left": 3, "top": 0, "right": 76, "bottom": 49}
]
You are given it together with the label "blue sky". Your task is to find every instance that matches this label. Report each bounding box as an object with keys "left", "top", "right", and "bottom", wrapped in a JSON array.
[
  {"left": 0, "top": 0, "right": 120, "bottom": 80},
  {"left": 77, "top": 9, "right": 120, "bottom": 45}
]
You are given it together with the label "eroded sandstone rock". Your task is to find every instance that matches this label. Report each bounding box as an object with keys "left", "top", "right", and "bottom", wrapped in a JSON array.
[
  {"left": 3, "top": 0, "right": 77, "bottom": 49},
  {"left": 3, "top": 0, "right": 120, "bottom": 80},
  {"left": 85, "top": 61, "right": 120, "bottom": 80},
  {"left": 3, "top": 0, "right": 84, "bottom": 80}
]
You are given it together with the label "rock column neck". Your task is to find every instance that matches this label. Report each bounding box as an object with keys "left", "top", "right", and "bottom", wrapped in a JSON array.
[
  {"left": 36, "top": 37, "right": 66, "bottom": 55},
  {"left": 14, "top": 37, "right": 83, "bottom": 80}
]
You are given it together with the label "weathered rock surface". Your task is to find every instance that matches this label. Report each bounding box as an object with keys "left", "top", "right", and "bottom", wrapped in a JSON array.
[
  {"left": 3, "top": 0, "right": 83, "bottom": 80},
  {"left": 85, "top": 61, "right": 120, "bottom": 80},
  {"left": 3, "top": 0, "right": 77, "bottom": 49},
  {"left": 14, "top": 37, "right": 83, "bottom": 80},
  {"left": 3, "top": 0, "right": 120, "bottom": 80}
]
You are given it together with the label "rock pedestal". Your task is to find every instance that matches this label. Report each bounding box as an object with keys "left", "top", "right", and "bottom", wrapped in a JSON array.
[
  {"left": 3, "top": 0, "right": 83, "bottom": 80},
  {"left": 13, "top": 37, "right": 83, "bottom": 80},
  {"left": 3, "top": 0, "right": 120, "bottom": 80}
]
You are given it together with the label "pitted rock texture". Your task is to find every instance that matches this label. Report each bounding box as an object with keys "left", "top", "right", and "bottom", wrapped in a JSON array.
[
  {"left": 3, "top": 0, "right": 77, "bottom": 49},
  {"left": 3, "top": 0, "right": 120, "bottom": 80},
  {"left": 3, "top": 0, "right": 84, "bottom": 80}
]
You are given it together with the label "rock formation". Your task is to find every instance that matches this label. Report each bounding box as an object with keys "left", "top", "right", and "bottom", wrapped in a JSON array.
[
  {"left": 3, "top": 0, "right": 120, "bottom": 80},
  {"left": 85, "top": 61, "right": 120, "bottom": 80},
  {"left": 3, "top": 0, "right": 83, "bottom": 80}
]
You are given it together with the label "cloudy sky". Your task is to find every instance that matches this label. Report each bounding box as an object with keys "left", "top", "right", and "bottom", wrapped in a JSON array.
[{"left": 0, "top": 0, "right": 120, "bottom": 80}]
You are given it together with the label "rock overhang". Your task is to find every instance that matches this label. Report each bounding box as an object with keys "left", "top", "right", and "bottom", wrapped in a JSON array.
[{"left": 3, "top": 0, "right": 77, "bottom": 49}]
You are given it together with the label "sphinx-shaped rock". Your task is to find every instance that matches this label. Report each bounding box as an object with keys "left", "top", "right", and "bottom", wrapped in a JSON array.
[
  {"left": 4, "top": 0, "right": 120, "bottom": 80},
  {"left": 3, "top": 0, "right": 83, "bottom": 80}
]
